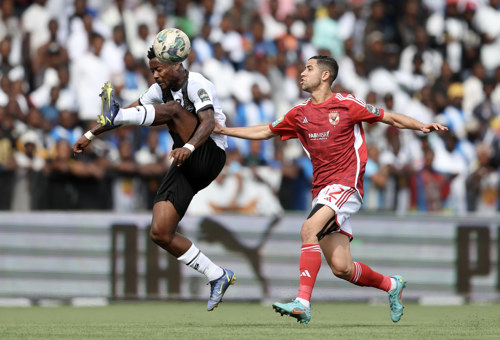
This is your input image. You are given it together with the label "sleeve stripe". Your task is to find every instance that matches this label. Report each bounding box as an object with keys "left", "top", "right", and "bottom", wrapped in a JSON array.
[
  {"left": 335, "top": 93, "right": 367, "bottom": 107},
  {"left": 197, "top": 104, "right": 214, "bottom": 113}
]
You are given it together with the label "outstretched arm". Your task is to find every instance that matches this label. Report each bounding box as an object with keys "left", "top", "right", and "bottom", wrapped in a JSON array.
[
  {"left": 381, "top": 111, "right": 448, "bottom": 133},
  {"left": 72, "top": 100, "right": 142, "bottom": 155},
  {"left": 214, "top": 122, "right": 277, "bottom": 140}
]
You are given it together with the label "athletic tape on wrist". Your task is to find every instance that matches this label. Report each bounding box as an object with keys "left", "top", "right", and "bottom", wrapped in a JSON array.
[
  {"left": 84, "top": 130, "right": 95, "bottom": 141},
  {"left": 183, "top": 143, "right": 195, "bottom": 153}
]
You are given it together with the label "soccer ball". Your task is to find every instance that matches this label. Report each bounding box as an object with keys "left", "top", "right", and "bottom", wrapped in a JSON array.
[{"left": 153, "top": 28, "right": 191, "bottom": 65}]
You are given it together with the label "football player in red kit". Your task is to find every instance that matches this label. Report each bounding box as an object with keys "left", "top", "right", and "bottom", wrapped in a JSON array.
[{"left": 215, "top": 55, "right": 448, "bottom": 324}]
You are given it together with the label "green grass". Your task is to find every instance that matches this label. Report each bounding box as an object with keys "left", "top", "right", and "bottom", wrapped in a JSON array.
[{"left": 0, "top": 302, "right": 499, "bottom": 339}]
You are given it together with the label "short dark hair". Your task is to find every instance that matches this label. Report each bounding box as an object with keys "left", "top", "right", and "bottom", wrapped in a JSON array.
[
  {"left": 309, "top": 55, "right": 339, "bottom": 84},
  {"left": 147, "top": 45, "right": 156, "bottom": 60}
]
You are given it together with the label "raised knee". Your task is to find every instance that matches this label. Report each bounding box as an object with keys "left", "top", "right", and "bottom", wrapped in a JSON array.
[
  {"left": 331, "top": 263, "right": 352, "bottom": 280},
  {"left": 149, "top": 223, "right": 174, "bottom": 246}
]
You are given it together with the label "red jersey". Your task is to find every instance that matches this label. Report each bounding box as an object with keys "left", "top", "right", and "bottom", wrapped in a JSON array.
[{"left": 269, "top": 93, "right": 384, "bottom": 199}]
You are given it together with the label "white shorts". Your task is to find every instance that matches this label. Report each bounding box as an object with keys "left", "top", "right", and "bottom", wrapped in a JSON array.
[{"left": 311, "top": 184, "right": 362, "bottom": 240}]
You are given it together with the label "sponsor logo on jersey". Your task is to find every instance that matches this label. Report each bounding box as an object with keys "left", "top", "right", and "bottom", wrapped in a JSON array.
[
  {"left": 308, "top": 130, "right": 330, "bottom": 141},
  {"left": 366, "top": 104, "right": 381, "bottom": 116},
  {"left": 272, "top": 116, "right": 284, "bottom": 127},
  {"left": 197, "top": 89, "right": 210, "bottom": 102},
  {"left": 302, "top": 117, "right": 308, "bottom": 124},
  {"left": 329, "top": 111, "right": 340, "bottom": 126}
]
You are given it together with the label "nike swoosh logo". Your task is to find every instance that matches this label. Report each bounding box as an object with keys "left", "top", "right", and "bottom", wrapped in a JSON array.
[
  {"left": 291, "top": 308, "right": 306, "bottom": 315},
  {"left": 217, "top": 274, "right": 230, "bottom": 294}
]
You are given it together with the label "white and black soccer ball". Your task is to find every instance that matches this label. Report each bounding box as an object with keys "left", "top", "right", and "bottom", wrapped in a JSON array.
[{"left": 153, "top": 28, "right": 191, "bottom": 65}]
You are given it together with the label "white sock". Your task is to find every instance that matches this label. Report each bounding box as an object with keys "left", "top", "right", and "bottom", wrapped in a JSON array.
[
  {"left": 296, "top": 297, "right": 310, "bottom": 308},
  {"left": 114, "top": 105, "right": 155, "bottom": 126},
  {"left": 177, "top": 244, "right": 224, "bottom": 282},
  {"left": 388, "top": 278, "right": 397, "bottom": 293}
]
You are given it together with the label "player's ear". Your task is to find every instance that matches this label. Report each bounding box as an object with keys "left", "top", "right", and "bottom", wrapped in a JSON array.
[{"left": 322, "top": 70, "right": 330, "bottom": 82}]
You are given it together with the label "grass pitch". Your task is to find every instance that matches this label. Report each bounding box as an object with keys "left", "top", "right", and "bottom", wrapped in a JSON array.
[{"left": 0, "top": 301, "right": 499, "bottom": 339}]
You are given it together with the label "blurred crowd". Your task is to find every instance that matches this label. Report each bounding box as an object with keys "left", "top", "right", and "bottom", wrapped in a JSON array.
[{"left": 0, "top": 0, "right": 499, "bottom": 215}]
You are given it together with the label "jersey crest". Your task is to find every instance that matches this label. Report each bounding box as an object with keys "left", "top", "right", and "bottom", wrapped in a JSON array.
[{"left": 329, "top": 111, "right": 340, "bottom": 127}]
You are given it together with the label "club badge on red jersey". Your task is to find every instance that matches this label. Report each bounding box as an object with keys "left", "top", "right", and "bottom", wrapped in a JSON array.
[{"left": 329, "top": 111, "right": 340, "bottom": 127}]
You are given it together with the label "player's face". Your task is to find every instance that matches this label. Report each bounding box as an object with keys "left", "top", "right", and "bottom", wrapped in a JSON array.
[
  {"left": 300, "top": 60, "right": 322, "bottom": 92},
  {"left": 149, "top": 58, "right": 178, "bottom": 89}
]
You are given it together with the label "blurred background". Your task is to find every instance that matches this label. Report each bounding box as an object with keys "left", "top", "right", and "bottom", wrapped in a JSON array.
[{"left": 0, "top": 0, "right": 499, "bottom": 304}]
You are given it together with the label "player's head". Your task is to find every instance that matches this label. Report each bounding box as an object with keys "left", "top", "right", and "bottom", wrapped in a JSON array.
[
  {"left": 147, "top": 45, "right": 185, "bottom": 90},
  {"left": 308, "top": 55, "right": 339, "bottom": 85},
  {"left": 300, "top": 55, "right": 339, "bottom": 92}
]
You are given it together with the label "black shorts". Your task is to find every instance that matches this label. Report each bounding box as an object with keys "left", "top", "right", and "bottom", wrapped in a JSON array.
[{"left": 154, "top": 137, "right": 226, "bottom": 218}]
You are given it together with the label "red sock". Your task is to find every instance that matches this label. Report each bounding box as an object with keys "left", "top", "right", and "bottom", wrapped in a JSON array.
[
  {"left": 349, "top": 261, "right": 392, "bottom": 292},
  {"left": 297, "top": 244, "right": 322, "bottom": 301}
]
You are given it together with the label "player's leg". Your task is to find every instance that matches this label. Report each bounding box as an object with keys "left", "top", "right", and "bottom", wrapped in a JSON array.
[
  {"left": 97, "top": 82, "right": 197, "bottom": 135},
  {"left": 321, "top": 232, "right": 406, "bottom": 322},
  {"left": 272, "top": 204, "right": 335, "bottom": 324},
  {"left": 150, "top": 200, "right": 235, "bottom": 311},
  {"left": 150, "top": 142, "right": 234, "bottom": 311}
]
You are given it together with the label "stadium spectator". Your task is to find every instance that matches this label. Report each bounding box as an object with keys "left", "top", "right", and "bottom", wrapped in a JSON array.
[
  {"left": 129, "top": 22, "right": 153, "bottom": 62},
  {"left": 0, "top": 0, "right": 20, "bottom": 45},
  {"left": 259, "top": 0, "right": 288, "bottom": 40},
  {"left": 466, "top": 143, "right": 499, "bottom": 212},
  {"left": 0, "top": 106, "right": 16, "bottom": 209},
  {"left": 209, "top": 12, "right": 245, "bottom": 69},
  {"left": 432, "top": 130, "right": 472, "bottom": 213},
  {"left": 0, "top": 36, "right": 17, "bottom": 75},
  {"left": 277, "top": 148, "right": 313, "bottom": 211},
  {"left": 244, "top": 17, "right": 278, "bottom": 61},
  {"left": 363, "top": 144, "right": 388, "bottom": 211},
  {"left": 11, "top": 130, "right": 46, "bottom": 211},
  {"left": 311, "top": 2, "right": 344, "bottom": 59},
  {"left": 463, "top": 61, "right": 486, "bottom": 115},
  {"left": 46, "top": 139, "right": 105, "bottom": 210},
  {"left": 32, "top": 19, "right": 69, "bottom": 88},
  {"left": 472, "top": 77, "right": 500, "bottom": 142},
  {"left": 201, "top": 42, "right": 236, "bottom": 119},
  {"left": 135, "top": 129, "right": 170, "bottom": 210},
  {"left": 50, "top": 109, "right": 83, "bottom": 146},
  {"left": 233, "top": 84, "right": 276, "bottom": 161},
  {"left": 39, "top": 86, "right": 61, "bottom": 126},
  {"left": 70, "top": 31, "right": 111, "bottom": 121},
  {"left": 20, "top": 0, "right": 51, "bottom": 62},
  {"left": 409, "top": 147, "right": 451, "bottom": 211},
  {"left": 191, "top": 22, "right": 214, "bottom": 64},
  {"left": 101, "top": 25, "right": 127, "bottom": 80},
  {"left": 110, "top": 138, "right": 144, "bottom": 212},
  {"left": 379, "top": 126, "right": 414, "bottom": 212},
  {"left": 473, "top": 0, "right": 500, "bottom": 72},
  {"left": 115, "top": 51, "right": 149, "bottom": 105},
  {"left": 398, "top": 26, "right": 443, "bottom": 82},
  {"left": 396, "top": 0, "right": 425, "bottom": 48}
]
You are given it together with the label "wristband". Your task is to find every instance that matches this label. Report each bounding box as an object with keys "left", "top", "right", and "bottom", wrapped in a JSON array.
[
  {"left": 84, "top": 130, "right": 95, "bottom": 141},
  {"left": 183, "top": 143, "right": 195, "bottom": 153}
]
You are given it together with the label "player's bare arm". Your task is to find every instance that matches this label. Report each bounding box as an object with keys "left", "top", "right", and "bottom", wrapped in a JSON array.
[
  {"left": 381, "top": 111, "right": 448, "bottom": 133},
  {"left": 169, "top": 107, "right": 214, "bottom": 167},
  {"left": 214, "top": 122, "right": 276, "bottom": 140},
  {"left": 72, "top": 98, "right": 144, "bottom": 155}
]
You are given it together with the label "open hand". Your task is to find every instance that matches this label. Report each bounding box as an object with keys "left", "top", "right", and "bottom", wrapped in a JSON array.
[{"left": 421, "top": 123, "right": 448, "bottom": 134}]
